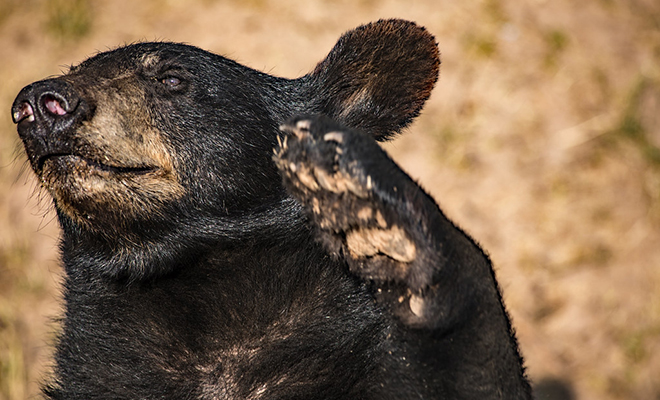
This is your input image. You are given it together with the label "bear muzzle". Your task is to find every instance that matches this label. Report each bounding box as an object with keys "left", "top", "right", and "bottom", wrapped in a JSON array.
[{"left": 12, "top": 78, "right": 91, "bottom": 173}]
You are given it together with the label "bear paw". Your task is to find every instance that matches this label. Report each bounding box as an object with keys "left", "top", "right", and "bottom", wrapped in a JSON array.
[{"left": 274, "top": 115, "right": 424, "bottom": 285}]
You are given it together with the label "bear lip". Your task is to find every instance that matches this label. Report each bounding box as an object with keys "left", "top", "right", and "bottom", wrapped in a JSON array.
[{"left": 38, "top": 153, "right": 156, "bottom": 175}]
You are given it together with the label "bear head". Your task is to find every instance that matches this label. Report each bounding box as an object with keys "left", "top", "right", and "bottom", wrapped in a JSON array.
[{"left": 12, "top": 19, "right": 440, "bottom": 280}]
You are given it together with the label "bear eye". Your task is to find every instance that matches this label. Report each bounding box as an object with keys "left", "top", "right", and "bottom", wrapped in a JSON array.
[{"left": 160, "top": 76, "right": 181, "bottom": 88}]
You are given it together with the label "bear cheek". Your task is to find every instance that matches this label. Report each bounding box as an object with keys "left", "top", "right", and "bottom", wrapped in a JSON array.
[{"left": 50, "top": 101, "right": 184, "bottom": 224}]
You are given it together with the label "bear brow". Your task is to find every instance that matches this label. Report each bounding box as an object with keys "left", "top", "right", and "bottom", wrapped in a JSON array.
[{"left": 140, "top": 53, "right": 161, "bottom": 69}]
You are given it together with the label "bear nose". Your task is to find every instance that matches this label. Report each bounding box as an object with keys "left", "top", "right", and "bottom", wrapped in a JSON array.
[
  {"left": 12, "top": 78, "right": 83, "bottom": 126},
  {"left": 12, "top": 78, "right": 92, "bottom": 171}
]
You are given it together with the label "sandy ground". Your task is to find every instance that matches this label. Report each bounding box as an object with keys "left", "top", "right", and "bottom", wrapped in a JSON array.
[{"left": 1, "top": 0, "right": 659, "bottom": 399}]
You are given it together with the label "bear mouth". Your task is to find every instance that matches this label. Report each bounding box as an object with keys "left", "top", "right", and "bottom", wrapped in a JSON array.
[{"left": 38, "top": 153, "right": 156, "bottom": 175}]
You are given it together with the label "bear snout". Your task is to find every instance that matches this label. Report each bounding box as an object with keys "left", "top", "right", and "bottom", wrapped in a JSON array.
[
  {"left": 12, "top": 78, "right": 83, "bottom": 123},
  {"left": 12, "top": 78, "right": 91, "bottom": 171}
]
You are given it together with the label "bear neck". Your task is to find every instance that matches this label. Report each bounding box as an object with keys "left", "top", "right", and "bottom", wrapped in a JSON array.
[{"left": 56, "top": 197, "right": 306, "bottom": 282}]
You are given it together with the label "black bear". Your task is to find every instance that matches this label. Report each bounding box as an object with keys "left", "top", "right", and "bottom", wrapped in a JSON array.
[{"left": 12, "top": 19, "right": 532, "bottom": 399}]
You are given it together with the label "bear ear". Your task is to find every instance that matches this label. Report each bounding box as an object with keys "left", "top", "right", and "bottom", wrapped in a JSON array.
[{"left": 306, "top": 19, "right": 440, "bottom": 141}]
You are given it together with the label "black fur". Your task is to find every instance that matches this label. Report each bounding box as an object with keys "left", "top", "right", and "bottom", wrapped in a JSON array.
[{"left": 12, "top": 19, "right": 532, "bottom": 399}]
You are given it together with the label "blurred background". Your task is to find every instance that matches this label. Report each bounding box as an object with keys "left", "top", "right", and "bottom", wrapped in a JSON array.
[{"left": 0, "top": 0, "right": 659, "bottom": 399}]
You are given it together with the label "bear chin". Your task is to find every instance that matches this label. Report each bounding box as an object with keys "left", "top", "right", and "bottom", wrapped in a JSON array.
[{"left": 40, "top": 154, "right": 181, "bottom": 229}]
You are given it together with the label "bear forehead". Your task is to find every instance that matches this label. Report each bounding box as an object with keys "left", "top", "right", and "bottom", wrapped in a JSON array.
[{"left": 69, "top": 42, "right": 208, "bottom": 77}]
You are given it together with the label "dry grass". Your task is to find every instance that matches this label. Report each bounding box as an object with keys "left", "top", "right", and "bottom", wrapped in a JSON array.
[{"left": 1, "top": 0, "right": 659, "bottom": 399}]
